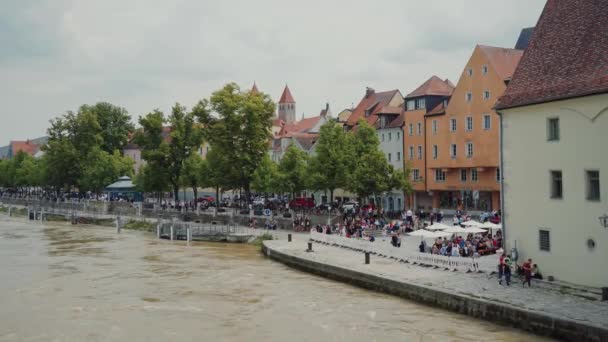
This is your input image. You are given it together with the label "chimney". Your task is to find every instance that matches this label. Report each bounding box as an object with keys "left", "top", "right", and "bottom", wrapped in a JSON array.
[{"left": 365, "top": 87, "right": 375, "bottom": 98}]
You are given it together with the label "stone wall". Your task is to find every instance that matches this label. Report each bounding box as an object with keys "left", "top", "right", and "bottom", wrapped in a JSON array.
[{"left": 262, "top": 242, "right": 608, "bottom": 342}]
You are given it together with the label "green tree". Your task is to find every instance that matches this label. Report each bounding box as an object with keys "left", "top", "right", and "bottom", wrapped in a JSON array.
[
  {"left": 80, "top": 102, "right": 134, "bottom": 153},
  {"left": 308, "top": 121, "right": 354, "bottom": 203},
  {"left": 348, "top": 119, "right": 400, "bottom": 205},
  {"left": 198, "top": 83, "right": 275, "bottom": 202},
  {"left": 251, "top": 155, "right": 280, "bottom": 194},
  {"left": 278, "top": 145, "right": 309, "bottom": 198},
  {"left": 135, "top": 105, "right": 203, "bottom": 201},
  {"left": 134, "top": 164, "right": 170, "bottom": 203},
  {"left": 80, "top": 149, "right": 134, "bottom": 194},
  {"left": 199, "top": 148, "right": 230, "bottom": 212},
  {"left": 181, "top": 153, "right": 203, "bottom": 201}
]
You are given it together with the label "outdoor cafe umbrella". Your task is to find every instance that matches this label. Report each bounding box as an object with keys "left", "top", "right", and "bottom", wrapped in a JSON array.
[
  {"left": 461, "top": 219, "right": 483, "bottom": 227},
  {"left": 480, "top": 222, "right": 502, "bottom": 229},
  {"left": 443, "top": 226, "right": 468, "bottom": 234},
  {"left": 426, "top": 222, "right": 451, "bottom": 231},
  {"left": 462, "top": 226, "right": 487, "bottom": 234},
  {"left": 408, "top": 229, "right": 440, "bottom": 239}
]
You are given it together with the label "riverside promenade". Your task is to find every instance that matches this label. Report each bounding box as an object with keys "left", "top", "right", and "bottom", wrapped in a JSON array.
[{"left": 263, "top": 236, "right": 608, "bottom": 341}]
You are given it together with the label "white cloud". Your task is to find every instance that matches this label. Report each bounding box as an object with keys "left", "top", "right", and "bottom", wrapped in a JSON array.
[{"left": 0, "top": 0, "right": 545, "bottom": 142}]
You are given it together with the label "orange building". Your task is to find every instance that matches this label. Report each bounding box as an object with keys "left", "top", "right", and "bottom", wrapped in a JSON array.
[
  {"left": 403, "top": 76, "right": 454, "bottom": 209},
  {"left": 425, "top": 45, "right": 522, "bottom": 213}
]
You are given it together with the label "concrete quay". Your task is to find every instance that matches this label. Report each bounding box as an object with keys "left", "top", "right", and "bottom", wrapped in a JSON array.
[{"left": 262, "top": 238, "right": 608, "bottom": 341}]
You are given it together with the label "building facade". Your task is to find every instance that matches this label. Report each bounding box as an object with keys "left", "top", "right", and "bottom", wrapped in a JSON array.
[
  {"left": 403, "top": 76, "right": 454, "bottom": 210},
  {"left": 376, "top": 107, "right": 405, "bottom": 211},
  {"left": 495, "top": 0, "right": 608, "bottom": 287},
  {"left": 425, "top": 45, "right": 522, "bottom": 213}
]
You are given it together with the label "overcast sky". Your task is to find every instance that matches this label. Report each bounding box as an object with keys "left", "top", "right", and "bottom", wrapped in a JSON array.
[{"left": 0, "top": 0, "right": 546, "bottom": 143}]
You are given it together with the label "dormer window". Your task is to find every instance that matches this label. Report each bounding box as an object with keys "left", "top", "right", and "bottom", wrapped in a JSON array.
[
  {"left": 416, "top": 98, "right": 426, "bottom": 109},
  {"left": 406, "top": 100, "right": 415, "bottom": 111},
  {"left": 364, "top": 110, "right": 370, "bottom": 117}
]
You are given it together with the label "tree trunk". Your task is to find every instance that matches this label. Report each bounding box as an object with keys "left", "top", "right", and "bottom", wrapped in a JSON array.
[
  {"left": 192, "top": 185, "right": 198, "bottom": 203},
  {"left": 215, "top": 186, "right": 220, "bottom": 217},
  {"left": 330, "top": 189, "right": 334, "bottom": 204},
  {"left": 172, "top": 184, "right": 179, "bottom": 202}
]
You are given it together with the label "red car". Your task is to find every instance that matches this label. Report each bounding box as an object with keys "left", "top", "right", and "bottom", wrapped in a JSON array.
[
  {"left": 289, "top": 197, "right": 315, "bottom": 208},
  {"left": 197, "top": 196, "right": 215, "bottom": 203}
]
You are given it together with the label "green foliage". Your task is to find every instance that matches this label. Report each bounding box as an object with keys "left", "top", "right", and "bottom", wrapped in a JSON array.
[
  {"left": 251, "top": 155, "right": 280, "bottom": 193},
  {"left": 277, "top": 145, "right": 309, "bottom": 196},
  {"left": 80, "top": 102, "right": 134, "bottom": 153},
  {"left": 80, "top": 149, "right": 134, "bottom": 194},
  {"left": 180, "top": 153, "right": 203, "bottom": 199},
  {"left": 199, "top": 83, "right": 275, "bottom": 197},
  {"left": 308, "top": 120, "right": 354, "bottom": 201},
  {"left": 250, "top": 233, "right": 274, "bottom": 246},
  {"left": 345, "top": 119, "right": 412, "bottom": 202},
  {"left": 40, "top": 101, "right": 134, "bottom": 192},
  {"left": 123, "top": 219, "right": 156, "bottom": 231},
  {"left": 135, "top": 104, "right": 203, "bottom": 201}
]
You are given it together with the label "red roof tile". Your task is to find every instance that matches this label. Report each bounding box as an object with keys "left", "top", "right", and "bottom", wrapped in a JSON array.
[
  {"left": 280, "top": 116, "right": 322, "bottom": 135},
  {"left": 406, "top": 76, "right": 454, "bottom": 98},
  {"left": 346, "top": 89, "right": 401, "bottom": 127},
  {"left": 478, "top": 45, "right": 523, "bottom": 81},
  {"left": 278, "top": 85, "right": 295, "bottom": 103},
  {"left": 10, "top": 141, "right": 39, "bottom": 156},
  {"left": 496, "top": 0, "right": 608, "bottom": 109},
  {"left": 387, "top": 111, "right": 406, "bottom": 128}
]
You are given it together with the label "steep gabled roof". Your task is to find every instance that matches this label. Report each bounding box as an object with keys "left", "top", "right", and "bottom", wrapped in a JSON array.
[
  {"left": 425, "top": 101, "right": 448, "bottom": 116},
  {"left": 10, "top": 141, "right": 39, "bottom": 156},
  {"left": 278, "top": 85, "right": 295, "bottom": 103},
  {"left": 496, "top": 0, "right": 608, "bottom": 110},
  {"left": 280, "top": 116, "right": 322, "bottom": 135},
  {"left": 514, "top": 27, "right": 535, "bottom": 50},
  {"left": 405, "top": 76, "right": 454, "bottom": 98},
  {"left": 251, "top": 82, "right": 260, "bottom": 94},
  {"left": 479, "top": 45, "right": 523, "bottom": 81},
  {"left": 346, "top": 89, "right": 401, "bottom": 126},
  {"left": 387, "top": 111, "right": 406, "bottom": 128}
]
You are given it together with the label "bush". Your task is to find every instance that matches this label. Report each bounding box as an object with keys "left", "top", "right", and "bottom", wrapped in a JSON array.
[
  {"left": 250, "top": 233, "right": 274, "bottom": 246},
  {"left": 123, "top": 219, "right": 156, "bottom": 231}
]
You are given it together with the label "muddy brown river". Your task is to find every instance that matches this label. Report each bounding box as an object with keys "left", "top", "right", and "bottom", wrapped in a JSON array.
[{"left": 0, "top": 217, "right": 552, "bottom": 341}]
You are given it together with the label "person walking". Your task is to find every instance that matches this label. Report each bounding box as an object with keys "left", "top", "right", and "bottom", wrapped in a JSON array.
[
  {"left": 503, "top": 258, "right": 512, "bottom": 286},
  {"left": 522, "top": 258, "right": 533, "bottom": 287}
]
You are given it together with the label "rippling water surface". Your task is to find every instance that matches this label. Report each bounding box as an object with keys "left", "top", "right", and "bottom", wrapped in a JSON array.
[{"left": 0, "top": 217, "right": 552, "bottom": 341}]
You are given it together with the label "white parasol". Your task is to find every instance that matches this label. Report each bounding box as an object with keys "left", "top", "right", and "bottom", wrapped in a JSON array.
[
  {"left": 426, "top": 222, "right": 451, "bottom": 231},
  {"left": 461, "top": 220, "right": 483, "bottom": 227}
]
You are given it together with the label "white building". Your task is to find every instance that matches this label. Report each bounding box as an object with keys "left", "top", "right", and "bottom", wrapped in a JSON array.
[
  {"left": 376, "top": 107, "right": 406, "bottom": 212},
  {"left": 495, "top": 0, "right": 608, "bottom": 288}
]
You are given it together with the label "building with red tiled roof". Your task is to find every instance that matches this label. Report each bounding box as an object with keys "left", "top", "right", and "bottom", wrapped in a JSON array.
[
  {"left": 270, "top": 101, "right": 331, "bottom": 162},
  {"left": 495, "top": 0, "right": 608, "bottom": 287},
  {"left": 277, "top": 85, "right": 296, "bottom": 124},
  {"left": 344, "top": 88, "right": 403, "bottom": 129},
  {"left": 422, "top": 45, "right": 522, "bottom": 213},
  {"left": 401, "top": 76, "right": 455, "bottom": 209},
  {"left": 8, "top": 140, "right": 40, "bottom": 159}
]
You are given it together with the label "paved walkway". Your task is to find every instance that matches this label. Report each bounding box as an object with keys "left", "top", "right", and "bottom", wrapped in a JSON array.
[{"left": 266, "top": 235, "right": 608, "bottom": 329}]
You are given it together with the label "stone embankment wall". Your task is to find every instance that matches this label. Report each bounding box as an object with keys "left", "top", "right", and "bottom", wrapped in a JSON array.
[{"left": 262, "top": 242, "right": 608, "bottom": 342}]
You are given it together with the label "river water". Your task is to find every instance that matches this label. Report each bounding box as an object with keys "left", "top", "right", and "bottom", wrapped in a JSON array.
[{"left": 0, "top": 217, "right": 551, "bottom": 341}]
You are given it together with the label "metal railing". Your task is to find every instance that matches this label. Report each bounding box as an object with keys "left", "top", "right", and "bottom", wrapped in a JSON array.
[{"left": 309, "top": 231, "right": 498, "bottom": 273}]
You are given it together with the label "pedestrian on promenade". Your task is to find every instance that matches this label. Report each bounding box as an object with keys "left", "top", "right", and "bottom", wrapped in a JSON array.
[
  {"left": 522, "top": 258, "right": 533, "bottom": 287},
  {"left": 498, "top": 253, "right": 505, "bottom": 285},
  {"left": 503, "top": 258, "right": 512, "bottom": 286}
]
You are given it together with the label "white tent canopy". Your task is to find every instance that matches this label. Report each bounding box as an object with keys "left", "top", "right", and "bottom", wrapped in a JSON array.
[
  {"left": 461, "top": 220, "right": 483, "bottom": 227},
  {"left": 426, "top": 223, "right": 451, "bottom": 231},
  {"left": 443, "top": 226, "right": 468, "bottom": 234},
  {"left": 462, "top": 227, "right": 487, "bottom": 234},
  {"left": 408, "top": 229, "right": 442, "bottom": 239}
]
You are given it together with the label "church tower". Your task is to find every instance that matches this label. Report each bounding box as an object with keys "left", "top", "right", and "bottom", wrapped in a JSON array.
[{"left": 278, "top": 85, "right": 296, "bottom": 124}]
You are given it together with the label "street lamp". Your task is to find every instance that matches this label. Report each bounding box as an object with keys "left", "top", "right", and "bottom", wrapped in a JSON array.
[{"left": 599, "top": 213, "right": 608, "bottom": 228}]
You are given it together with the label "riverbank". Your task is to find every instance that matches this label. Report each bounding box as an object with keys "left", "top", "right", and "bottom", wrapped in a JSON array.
[{"left": 262, "top": 238, "right": 608, "bottom": 341}]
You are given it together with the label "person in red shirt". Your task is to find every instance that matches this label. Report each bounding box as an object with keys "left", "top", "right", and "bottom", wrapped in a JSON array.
[{"left": 522, "top": 258, "right": 533, "bottom": 287}]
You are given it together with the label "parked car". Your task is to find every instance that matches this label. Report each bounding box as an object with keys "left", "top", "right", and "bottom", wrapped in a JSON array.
[
  {"left": 341, "top": 201, "right": 359, "bottom": 212},
  {"left": 197, "top": 196, "right": 215, "bottom": 205},
  {"left": 289, "top": 197, "right": 315, "bottom": 208},
  {"left": 252, "top": 198, "right": 266, "bottom": 206}
]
